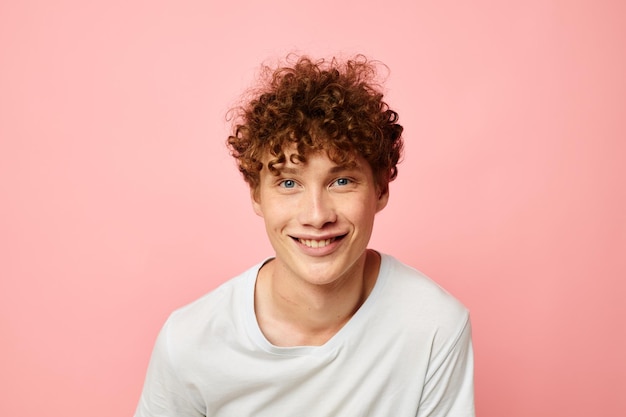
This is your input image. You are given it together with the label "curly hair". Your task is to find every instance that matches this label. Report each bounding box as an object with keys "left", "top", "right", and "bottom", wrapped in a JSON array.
[{"left": 227, "top": 54, "right": 404, "bottom": 193}]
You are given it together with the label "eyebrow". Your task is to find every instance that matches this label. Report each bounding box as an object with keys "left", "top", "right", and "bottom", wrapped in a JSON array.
[{"left": 278, "top": 164, "right": 357, "bottom": 175}]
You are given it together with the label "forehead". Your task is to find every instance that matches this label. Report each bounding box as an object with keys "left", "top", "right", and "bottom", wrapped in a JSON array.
[{"left": 265, "top": 147, "right": 361, "bottom": 172}]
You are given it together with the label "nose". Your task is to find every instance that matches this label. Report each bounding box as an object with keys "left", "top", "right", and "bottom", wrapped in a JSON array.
[{"left": 298, "top": 188, "right": 337, "bottom": 228}]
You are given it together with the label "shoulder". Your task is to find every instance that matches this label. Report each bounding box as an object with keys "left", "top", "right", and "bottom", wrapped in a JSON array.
[
  {"left": 161, "top": 261, "right": 262, "bottom": 345},
  {"left": 380, "top": 254, "right": 468, "bottom": 315},
  {"left": 375, "top": 254, "right": 470, "bottom": 342}
]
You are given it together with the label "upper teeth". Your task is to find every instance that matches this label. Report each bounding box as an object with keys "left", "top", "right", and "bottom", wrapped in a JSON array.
[{"left": 299, "top": 238, "right": 333, "bottom": 248}]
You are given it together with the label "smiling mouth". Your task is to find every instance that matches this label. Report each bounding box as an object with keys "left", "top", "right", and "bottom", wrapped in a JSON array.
[{"left": 294, "top": 235, "right": 346, "bottom": 248}]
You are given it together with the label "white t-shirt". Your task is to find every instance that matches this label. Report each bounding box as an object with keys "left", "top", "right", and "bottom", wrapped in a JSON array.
[{"left": 135, "top": 254, "right": 475, "bottom": 417}]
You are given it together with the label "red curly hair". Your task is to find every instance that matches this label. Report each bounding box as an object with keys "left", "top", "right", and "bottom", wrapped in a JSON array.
[{"left": 227, "top": 54, "right": 404, "bottom": 193}]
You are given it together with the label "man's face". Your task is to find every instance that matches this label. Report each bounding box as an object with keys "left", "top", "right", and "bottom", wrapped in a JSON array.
[{"left": 252, "top": 147, "right": 389, "bottom": 287}]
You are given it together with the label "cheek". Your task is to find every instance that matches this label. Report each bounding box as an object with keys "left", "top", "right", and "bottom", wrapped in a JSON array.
[
  {"left": 260, "top": 200, "right": 292, "bottom": 226},
  {"left": 346, "top": 198, "right": 379, "bottom": 224}
]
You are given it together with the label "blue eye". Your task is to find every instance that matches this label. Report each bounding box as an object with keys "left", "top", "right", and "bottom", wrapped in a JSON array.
[
  {"left": 280, "top": 179, "right": 296, "bottom": 188},
  {"left": 334, "top": 178, "right": 351, "bottom": 186}
]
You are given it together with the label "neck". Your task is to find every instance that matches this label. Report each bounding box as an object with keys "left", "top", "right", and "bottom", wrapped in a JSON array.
[{"left": 254, "top": 250, "right": 380, "bottom": 347}]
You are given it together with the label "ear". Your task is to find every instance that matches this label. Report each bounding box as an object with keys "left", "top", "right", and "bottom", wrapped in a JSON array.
[
  {"left": 376, "top": 186, "right": 389, "bottom": 213},
  {"left": 251, "top": 187, "right": 263, "bottom": 217}
]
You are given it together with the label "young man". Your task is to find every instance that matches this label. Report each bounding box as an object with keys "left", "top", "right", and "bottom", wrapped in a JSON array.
[{"left": 135, "top": 55, "right": 475, "bottom": 416}]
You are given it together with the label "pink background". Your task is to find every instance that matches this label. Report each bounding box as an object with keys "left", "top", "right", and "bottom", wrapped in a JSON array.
[{"left": 1, "top": 1, "right": 624, "bottom": 416}]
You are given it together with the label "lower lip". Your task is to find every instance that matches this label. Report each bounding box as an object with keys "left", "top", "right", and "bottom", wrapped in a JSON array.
[{"left": 293, "top": 236, "right": 344, "bottom": 256}]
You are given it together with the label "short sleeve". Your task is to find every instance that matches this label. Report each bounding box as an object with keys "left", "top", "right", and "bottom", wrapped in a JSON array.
[
  {"left": 134, "top": 320, "right": 205, "bottom": 417},
  {"left": 417, "top": 315, "right": 475, "bottom": 417}
]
